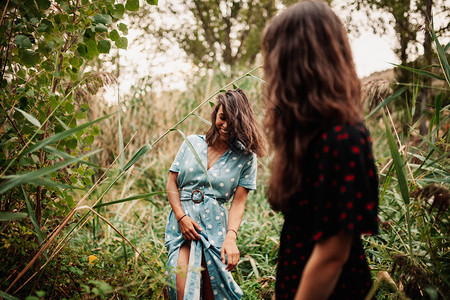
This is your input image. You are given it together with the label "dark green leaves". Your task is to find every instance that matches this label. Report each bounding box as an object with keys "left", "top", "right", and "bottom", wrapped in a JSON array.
[
  {"left": 92, "top": 14, "right": 112, "bottom": 25},
  {"left": 113, "top": 4, "right": 125, "bottom": 19},
  {"left": 15, "top": 35, "right": 32, "bottom": 49},
  {"left": 95, "top": 24, "right": 108, "bottom": 33},
  {"left": 77, "top": 41, "right": 98, "bottom": 59},
  {"left": 77, "top": 44, "right": 88, "bottom": 57},
  {"left": 125, "top": 0, "right": 140, "bottom": 11},
  {"left": 36, "top": 0, "right": 50, "bottom": 10},
  {"left": 20, "top": 50, "right": 40, "bottom": 67},
  {"left": 21, "top": 114, "right": 111, "bottom": 157},
  {"left": 97, "top": 40, "right": 111, "bottom": 53},
  {"left": 146, "top": 0, "right": 158, "bottom": 5}
]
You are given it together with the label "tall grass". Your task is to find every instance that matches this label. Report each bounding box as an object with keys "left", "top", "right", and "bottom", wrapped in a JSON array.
[{"left": 2, "top": 32, "right": 448, "bottom": 299}]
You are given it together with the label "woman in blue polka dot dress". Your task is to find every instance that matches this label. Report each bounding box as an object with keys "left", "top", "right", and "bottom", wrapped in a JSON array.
[
  {"left": 164, "top": 89, "right": 266, "bottom": 299},
  {"left": 262, "top": 1, "right": 379, "bottom": 299}
]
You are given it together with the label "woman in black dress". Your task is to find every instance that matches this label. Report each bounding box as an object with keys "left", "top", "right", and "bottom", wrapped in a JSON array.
[{"left": 262, "top": 1, "right": 379, "bottom": 299}]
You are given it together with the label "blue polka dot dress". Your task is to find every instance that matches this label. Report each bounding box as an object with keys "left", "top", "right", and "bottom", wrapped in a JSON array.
[{"left": 165, "top": 135, "right": 257, "bottom": 300}]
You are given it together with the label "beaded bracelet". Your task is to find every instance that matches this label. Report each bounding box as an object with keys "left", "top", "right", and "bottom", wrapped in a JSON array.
[
  {"left": 177, "top": 214, "right": 187, "bottom": 223},
  {"left": 227, "top": 228, "right": 237, "bottom": 236}
]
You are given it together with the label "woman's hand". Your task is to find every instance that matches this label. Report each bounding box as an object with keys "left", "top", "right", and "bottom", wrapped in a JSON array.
[
  {"left": 178, "top": 215, "right": 202, "bottom": 240},
  {"left": 221, "top": 231, "right": 240, "bottom": 271}
]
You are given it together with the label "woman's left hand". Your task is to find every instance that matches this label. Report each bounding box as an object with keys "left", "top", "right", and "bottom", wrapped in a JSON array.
[{"left": 221, "top": 232, "right": 240, "bottom": 271}]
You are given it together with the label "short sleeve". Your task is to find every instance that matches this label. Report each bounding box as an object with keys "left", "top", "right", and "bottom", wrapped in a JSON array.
[
  {"left": 311, "top": 125, "right": 379, "bottom": 242},
  {"left": 169, "top": 140, "right": 187, "bottom": 173},
  {"left": 238, "top": 153, "right": 257, "bottom": 190}
]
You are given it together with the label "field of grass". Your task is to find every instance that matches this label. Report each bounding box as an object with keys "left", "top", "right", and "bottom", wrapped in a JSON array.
[{"left": 1, "top": 60, "right": 448, "bottom": 299}]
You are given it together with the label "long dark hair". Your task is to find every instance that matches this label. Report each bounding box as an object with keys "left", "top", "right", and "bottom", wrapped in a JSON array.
[
  {"left": 262, "top": 0, "right": 362, "bottom": 211},
  {"left": 206, "top": 89, "right": 266, "bottom": 157}
]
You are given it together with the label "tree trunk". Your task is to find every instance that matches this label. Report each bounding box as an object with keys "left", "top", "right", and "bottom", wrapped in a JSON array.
[{"left": 418, "top": 0, "right": 433, "bottom": 135}]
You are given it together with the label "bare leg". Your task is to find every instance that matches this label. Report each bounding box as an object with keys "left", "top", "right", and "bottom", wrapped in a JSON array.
[
  {"left": 176, "top": 241, "right": 191, "bottom": 300},
  {"left": 201, "top": 253, "right": 214, "bottom": 300}
]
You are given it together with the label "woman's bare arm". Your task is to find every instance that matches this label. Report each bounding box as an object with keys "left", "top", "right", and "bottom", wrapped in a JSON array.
[
  {"left": 166, "top": 171, "right": 202, "bottom": 240},
  {"left": 221, "top": 185, "right": 249, "bottom": 271},
  {"left": 294, "top": 235, "right": 352, "bottom": 300}
]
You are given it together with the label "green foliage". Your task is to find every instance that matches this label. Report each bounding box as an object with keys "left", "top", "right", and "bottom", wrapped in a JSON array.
[
  {"left": 0, "top": 0, "right": 157, "bottom": 297},
  {"left": 363, "top": 32, "right": 449, "bottom": 299}
]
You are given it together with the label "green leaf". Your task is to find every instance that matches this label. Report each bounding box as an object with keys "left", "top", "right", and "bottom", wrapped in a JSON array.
[
  {"left": 118, "top": 23, "right": 128, "bottom": 35},
  {"left": 65, "top": 138, "right": 78, "bottom": 149},
  {"left": 246, "top": 73, "right": 267, "bottom": 85},
  {"left": 113, "top": 4, "right": 125, "bottom": 19},
  {"left": 146, "top": 0, "right": 158, "bottom": 5},
  {"left": 123, "top": 144, "right": 151, "bottom": 171},
  {"left": 93, "top": 191, "right": 165, "bottom": 209},
  {"left": 77, "top": 44, "right": 88, "bottom": 58},
  {"left": 15, "top": 108, "right": 41, "bottom": 127},
  {"left": 75, "top": 110, "right": 86, "bottom": 119},
  {"left": 232, "top": 83, "right": 238, "bottom": 89},
  {"left": 41, "top": 60, "right": 54, "bottom": 71},
  {"left": 97, "top": 40, "right": 111, "bottom": 53},
  {"left": 125, "top": 0, "right": 139, "bottom": 11},
  {"left": 22, "top": 187, "right": 45, "bottom": 248},
  {"left": 83, "top": 135, "right": 94, "bottom": 145},
  {"left": 430, "top": 27, "right": 450, "bottom": 86},
  {"left": 115, "top": 37, "right": 128, "bottom": 50},
  {"left": 391, "top": 63, "right": 445, "bottom": 81},
  {"left": 209, "top": 101, "right": 215, "bottom": 107},
  {"left": 60, "top": 1, "right": 71, "bottom": 13},
  {"left": 20, "top": 50, "right": 40, "bottom": 67},
  {"left": 0, "top": 149, "right": 102, "bottom": 194},
  {"left": 95, "top": 24, "right": 108, "bottom": 33},
  {"left": 0, "top": 290, "right": 21, "bottom": 300},
  {"left": 21, "top": 114, "right": 111, "bottom": 157},
  {"left": 36, "top": 0, "right": 51, "bottom": 9},
  {"left": 0, "top": 212, "right": 28, "bottom": 221},
  {"left": 444, "top": 42, "right": 450, "bottom": 52},
  {"left": 28, "top": 178, "right": 80, "bottom": 189},
  {"left": 383, "top": 112, "right": 409, "bottom": 204},
  {"left": 93, "top": 14, "right": 112, "bottom": 25},
  {"left": 109, "top": 29, "right": 120, "bottom": 42},
  {"left": 43, "top": 146, "right": 100, "bottom": 168},
  {"left": 193, "top": 113, "right": 211, "bottom": 125},
  {"left": 16, "top": 69, "right": 25, "bottom": 79},
  {"left": 15, "top": 35, "right": 32, "bottom": 49},
  {"left": 365, "top": 86, "right": 408, "bottom": 119},
  {"left": 69, "top": 56, "right": 82, "bottom": 68},
  {"left": 49, "top": 96, "right": 59, "bottom": 109},
  {"left": 85, "top": 40, "right": 98, "bottom": 58}
]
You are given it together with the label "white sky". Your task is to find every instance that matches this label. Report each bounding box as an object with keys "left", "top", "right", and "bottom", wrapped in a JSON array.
[{"left": 350, "top": 31, "right": 398, "bottom": 77}]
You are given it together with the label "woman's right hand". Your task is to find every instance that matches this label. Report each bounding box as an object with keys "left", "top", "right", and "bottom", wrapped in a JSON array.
[{"left": 178, "top": 215, "right": 202, "bottom": 240}]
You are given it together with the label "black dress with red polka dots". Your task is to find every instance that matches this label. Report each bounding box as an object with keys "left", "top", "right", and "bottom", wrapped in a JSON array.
[{"left": 274, "top": 123, "right": 379, "bottom": 299}]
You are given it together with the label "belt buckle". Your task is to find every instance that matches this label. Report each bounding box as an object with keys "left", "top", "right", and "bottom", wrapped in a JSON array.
[{"left": 191, "top": 189, "right": 204, "bottom": 203}]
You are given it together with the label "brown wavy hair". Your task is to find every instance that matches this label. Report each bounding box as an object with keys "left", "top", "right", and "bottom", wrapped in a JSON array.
[
  {"left": 206, "top": 89, "right": 266, "bottom": 157},
  {"left": 262, "top": 0, "right": 362, "bottom": 211}
]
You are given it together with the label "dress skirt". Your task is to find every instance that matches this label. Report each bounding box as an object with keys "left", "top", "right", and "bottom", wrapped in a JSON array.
[{"left": 164, "top": 194, "right": 243, "bottom": 300}]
